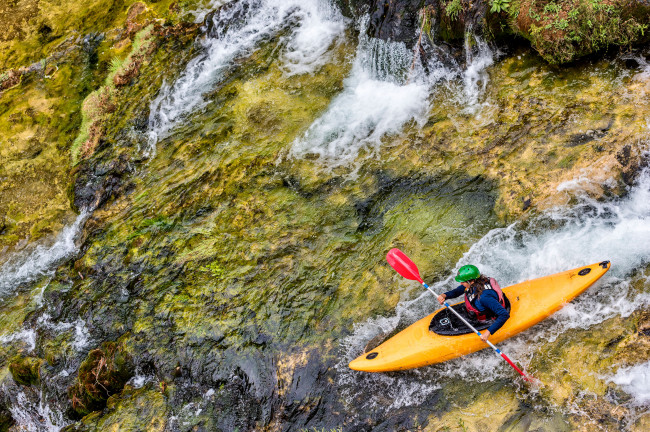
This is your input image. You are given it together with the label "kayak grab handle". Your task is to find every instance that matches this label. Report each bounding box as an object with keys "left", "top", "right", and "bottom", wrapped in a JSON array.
[{"left": 599, "top": 260, "right": 610, "bottom": 269}]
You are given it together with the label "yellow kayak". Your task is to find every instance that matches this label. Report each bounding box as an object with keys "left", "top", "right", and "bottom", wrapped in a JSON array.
[{"left": 349, "top": 261, "right": 611, "bottom": 373}]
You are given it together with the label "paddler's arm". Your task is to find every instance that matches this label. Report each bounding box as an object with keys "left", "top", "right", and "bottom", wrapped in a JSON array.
[
  {"left": 480, "top": 292, "right": 510, "bottom": 340},
  {"left": 437, "top": 285, "right": 465, "bottom": 304}
]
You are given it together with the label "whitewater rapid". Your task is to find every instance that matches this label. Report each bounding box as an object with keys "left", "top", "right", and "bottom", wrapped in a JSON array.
[
  {"left": 289, "top": 21, "right": 495, "bottom": 173},
  {"left": 339, "top": 147, "right": 650, "bottom": 410}
]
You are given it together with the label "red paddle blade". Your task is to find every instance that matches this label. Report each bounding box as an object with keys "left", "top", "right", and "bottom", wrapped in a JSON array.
[{"left": 386, "top": 248, "right": 423, "bottom": 283}]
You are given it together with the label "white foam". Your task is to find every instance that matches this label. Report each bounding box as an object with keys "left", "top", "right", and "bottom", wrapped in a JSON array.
[
  {"left": 8, "top": 388, "right": 68, "bottom": 432},
  {"left": 460, "top": 31, "right": 494, "bottom": 113},
  {"left": 0, "top": 314, "right": 92, "bottom": 355},
  {"left": 187, "top": 0, "right": 233, "bottom": 24},
  {"left": 0, "top": 211, "right": 87, "bottom": 295},
  {"left": 128, "top": 373, "right": 150, "bottom": 389},
  {"left": 147, "top": 0, "right": 347, "bottom": 153},
  {"left": 289, "top": 27, "right": 440, "bottom": 174},
  {"left": 610, "top": 361, "right": 650, "bottom": 405},
  {"left": 0, "top": 328, "right": 37, "bottom": 352}
]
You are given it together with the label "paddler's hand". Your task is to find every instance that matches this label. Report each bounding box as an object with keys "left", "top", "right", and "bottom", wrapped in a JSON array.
[
  {"left": 479, "top": 330, "right": 491, "bottom": 342},
  {"left": 437, "top": 294, "right": 446, "bottom": 305}
]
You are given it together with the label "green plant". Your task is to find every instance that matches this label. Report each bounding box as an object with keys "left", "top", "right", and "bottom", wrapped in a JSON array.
[
  {"left": 109, "top": 56, "right": 124, "bottom": 77},
  {"left": 445, "top": 0, "right": 463, "bottom": 21},
  {"left": 544, "top": 3, "right": 561, "bottom": 15},
  {"left": 554, "top": 19, "right": 569, "bottom": 30},
  {"left": 490, "top": 0, "right": 510, "bottom": 14},
  {"left": 529, "top": 7, "right": 542, "bottom": 21}
]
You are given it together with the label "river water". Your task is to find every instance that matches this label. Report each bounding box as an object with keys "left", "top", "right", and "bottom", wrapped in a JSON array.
[{"left": 1, "top": 0, "right": 649, "bottom": 430}]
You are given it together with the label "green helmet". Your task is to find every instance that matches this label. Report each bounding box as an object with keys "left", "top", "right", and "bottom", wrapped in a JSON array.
[{"left": 455, "top": 265, "right": 480, "bottom": 282}]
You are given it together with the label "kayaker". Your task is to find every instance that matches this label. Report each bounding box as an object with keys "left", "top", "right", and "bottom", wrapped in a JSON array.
[{"left": 436, "top": 265, "right": 510, "bottom": 342}]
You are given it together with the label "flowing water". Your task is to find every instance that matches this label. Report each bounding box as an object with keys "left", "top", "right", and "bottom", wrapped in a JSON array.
[{"left": 1, "top": 0, "right": 650, "bottom": 430}]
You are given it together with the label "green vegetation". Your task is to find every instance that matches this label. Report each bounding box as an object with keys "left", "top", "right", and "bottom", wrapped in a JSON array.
[
  {"left": 8, "top": 355, "right": 42, "bottom": 386},
  {"left": 514, "top": 0, "right": 650, "bottom": 64},
  {"left": 200, "top": 261, "right": 226, "bottom": 278},
  {"left": 490, "top": 0, "right": 511, "bottom": 14},
  {"left": 445, "top": 0, "right": 463, "bottom": 20},
  {"left": 68, "top": 341, "right": 133, "bottom": 417},
  {"left": 71, "top": 24, "right": 157, "bottom": 164}
]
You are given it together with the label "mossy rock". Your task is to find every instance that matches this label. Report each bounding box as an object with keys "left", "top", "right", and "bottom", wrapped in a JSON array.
[
  {"left": 66, "top": 387, "right": 168, "bottom": 432},
  {"left": 510, "top": 0, "right": 650, "bottom": 64},
  {"left": 8, "top": 354, "right": 43, "bottom": 386},
  {"left": 68, "top": 341, "right": 134, "bottom": 418}
]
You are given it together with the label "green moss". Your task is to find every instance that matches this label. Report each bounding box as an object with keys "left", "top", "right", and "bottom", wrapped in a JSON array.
[
  {"left": 68, "top": 341, "right": 133, "bottom": 417},
  {"left": 512, "top": 0, "right": 650, "bottom": 64},
  {"left": 64, "top": 387, "right": 168, "bottom": 432},
  {"left": 0, "top": 0, "right": 199, "bottom": 70},
  {"left": 8, "top": 355, "right": 43, "bottom": 386},
  {"left": 558, "top": 152, "right": 578, "bottom": 168}
]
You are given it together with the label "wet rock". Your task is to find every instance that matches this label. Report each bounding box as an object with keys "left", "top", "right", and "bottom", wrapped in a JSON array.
[
  {"left": 72, "top": 154, "right": 133, "bottom": 212},
  {"left": 0, "top": 404, "right": 13, "bottom": 432},
  {"left": 617, "top": 144, "right": 650, "bottom": 186},
  {"left": 367, "top": 0, "right": 427, "bottom": 45},
  {"left": 204, "top": 1, "right": 250, "bottom": 39},
  {"left": 81, "top": 33, "right": 104, "bottom": 66},
  {"left": 63, "top": 387, "right": 168, "bottom": 432},
  {"left": 566, "top": 127, "right": 609, "bottom": 147},
  {"left": 0, "top": 69, "right": 21, "bottom": 92}
]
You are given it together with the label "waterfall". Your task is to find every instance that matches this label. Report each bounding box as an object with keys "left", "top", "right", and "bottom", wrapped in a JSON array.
[
  {"left": 460, "top": 30, "right": 494, "bottom": 113},
  {"left": 289, "top": 21, "right": 496, "bottom": 173},
  {"left": 288, "top": 32, "right": 433, "bottom": 175}
]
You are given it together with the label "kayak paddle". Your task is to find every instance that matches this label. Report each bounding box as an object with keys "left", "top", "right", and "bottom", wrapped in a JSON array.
[{"left": 386, "top": 248, "right": 536, "bottom": 382}]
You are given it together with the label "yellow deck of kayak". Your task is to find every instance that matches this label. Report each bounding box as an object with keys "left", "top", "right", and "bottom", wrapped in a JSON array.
[{"left": 349, "top": 261, "right": 611, "bottom": 372}]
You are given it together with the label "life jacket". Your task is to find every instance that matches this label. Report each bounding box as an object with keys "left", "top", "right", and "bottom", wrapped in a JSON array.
[{"left": 464, "top": 278, "right": 506, "bottom": 322}]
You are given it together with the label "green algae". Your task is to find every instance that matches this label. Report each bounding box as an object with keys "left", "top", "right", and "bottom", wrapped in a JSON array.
[
  {"left": 67, "top": 386, "right": 168, "bottom": 431},
  {"left": 0, "top": 1, "right": 205, "bottom": 252},
  {"left": 0, "top": 60, "right": 83, "bottom": 251},
  {"left": 0, "top": 0, "right": 198, "bottom": 70}
]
